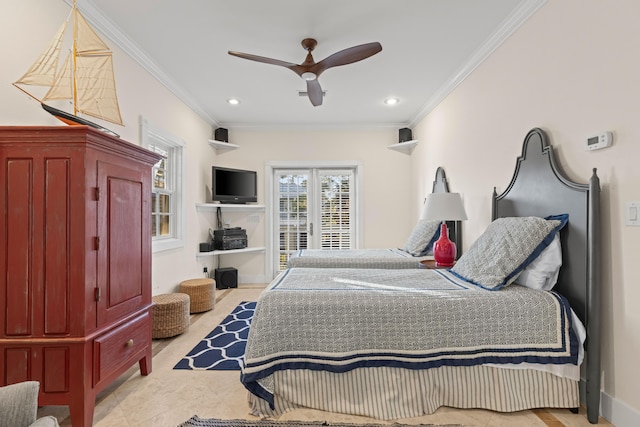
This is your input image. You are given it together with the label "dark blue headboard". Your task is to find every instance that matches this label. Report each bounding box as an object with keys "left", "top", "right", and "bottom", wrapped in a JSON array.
[{"left": 492, "top": 128, "right": 601, "bottom": 423}]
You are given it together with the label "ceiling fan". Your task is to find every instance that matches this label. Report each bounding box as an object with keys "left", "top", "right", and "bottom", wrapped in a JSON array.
[{"left": 228, "top": 38, "right": 382, "bottom": 107}]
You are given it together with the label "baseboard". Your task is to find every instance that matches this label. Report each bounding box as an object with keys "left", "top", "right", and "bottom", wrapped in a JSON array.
[
  {"left": 600, "top": 391, "right": 640, "bottom": 427},
  {"left": 237, "top": 274, "right": 267, "bottom": 285},
  {"left": 579, "top": 376, "right": 640, "bottom": 426}
]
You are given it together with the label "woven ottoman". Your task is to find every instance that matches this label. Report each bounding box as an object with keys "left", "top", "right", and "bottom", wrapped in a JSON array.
[
  {"left": 179, "top": 278, "right": 215, "bottom": 313},
  {"left": 151, "top": 293, "right": 190, "bottom": 339}
]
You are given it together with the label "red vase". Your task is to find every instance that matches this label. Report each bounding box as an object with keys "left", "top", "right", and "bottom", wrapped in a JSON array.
[{"left": 433, "top": 222, "right": 456, "bottom": 267}]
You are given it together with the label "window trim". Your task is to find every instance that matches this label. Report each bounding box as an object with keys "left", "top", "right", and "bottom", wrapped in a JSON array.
[{"left": 141, "top": 117, "right": 185, "bottom": 253}]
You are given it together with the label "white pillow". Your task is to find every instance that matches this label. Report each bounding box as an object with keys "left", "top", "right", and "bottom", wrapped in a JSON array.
[
  {"left": 516, "top": 233, "right": 562, "bottom": 290},
  {"left": 403, "top": 220, "right": 440, "bottom": 256}
]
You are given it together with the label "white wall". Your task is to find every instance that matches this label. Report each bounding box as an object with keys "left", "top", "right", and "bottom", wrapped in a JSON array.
[
  {"left": 1, "top": 0, "right": 215, "bottom": 296},
  {"left": 8, "top": 0, "right": 636, "bottom": 424},
  {"left": 409, "top": 1, "right": 640, "bottom": 425}
]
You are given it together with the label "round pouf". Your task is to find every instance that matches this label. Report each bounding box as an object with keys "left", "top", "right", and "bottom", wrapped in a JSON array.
[
  {"left": 179, "top": 278, "right": 215, "bottom": 313},
  {"left": 151, "top": 293, "right": 190, "bottom": 339}
]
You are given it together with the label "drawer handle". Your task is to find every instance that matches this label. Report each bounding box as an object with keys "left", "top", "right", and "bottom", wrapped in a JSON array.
[{"left": 126, "top": 339, "right": 134, "bottom": 348}]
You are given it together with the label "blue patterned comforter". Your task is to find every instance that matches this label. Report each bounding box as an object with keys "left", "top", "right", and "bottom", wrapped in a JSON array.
[
  {"left": 287, "top": 248, "right": 431, "bottom": 268},
  {"left": 241, "top": 267, "right": 579, "bottom": 407}
]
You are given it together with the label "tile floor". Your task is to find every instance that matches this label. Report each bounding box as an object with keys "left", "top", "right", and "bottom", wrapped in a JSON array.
[{"left": 37, "top": 285, "right": 614, "bottom": 427}]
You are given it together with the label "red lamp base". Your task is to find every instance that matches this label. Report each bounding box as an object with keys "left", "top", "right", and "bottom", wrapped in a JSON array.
[{"left": 433, "top": 222, "right": 456, "bottom": 267}]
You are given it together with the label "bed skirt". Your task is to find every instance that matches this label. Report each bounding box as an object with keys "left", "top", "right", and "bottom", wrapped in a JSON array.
[{"left": 247, "top": 365, "right": 579, "bottom": 420}]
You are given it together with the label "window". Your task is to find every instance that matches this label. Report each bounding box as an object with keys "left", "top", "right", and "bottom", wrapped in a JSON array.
[
  {"left": 141, "top": 118, "right": 185, "bottom": 252},
  {"left": 277, "top": 172, "right": 309, "bottom": 271}
]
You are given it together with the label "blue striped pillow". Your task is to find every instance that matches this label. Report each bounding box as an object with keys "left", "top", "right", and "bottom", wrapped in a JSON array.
[{"left": 450, "top": 214, "right": 568, "bottom": 290}]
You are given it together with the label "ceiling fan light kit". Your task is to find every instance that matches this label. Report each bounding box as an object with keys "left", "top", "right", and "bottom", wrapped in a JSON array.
[
  {"left": 301, "top": 72, "right": 317, "bottom": 81},
  {"left": 228, "top": 38, "right": 382, "bottom": 107}
]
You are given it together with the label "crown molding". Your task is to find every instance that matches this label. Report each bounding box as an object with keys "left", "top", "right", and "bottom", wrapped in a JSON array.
[
  {"left": 71, "top": 0, "right": 544, "bottom": 132},
  {"left": 408, "top": 0, "right": 547, "bottom": 128},
  {"left": 73, "top": 0, "right": 220, "bottom": 127},
  {"left": 216, "top": 121, "right": 409, "bottom": 132}
]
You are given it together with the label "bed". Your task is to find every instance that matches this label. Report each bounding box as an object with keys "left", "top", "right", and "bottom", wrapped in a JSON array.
[
  {"left": 286, "top": 167, "right": 462, "bottom": 269},
  {"left": 242, "top": 128, "right": 602, "bottom": 424}
]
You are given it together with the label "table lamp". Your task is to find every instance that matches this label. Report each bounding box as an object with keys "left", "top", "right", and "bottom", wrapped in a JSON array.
[{"left": 421, "top": 192, "right": 468, "bottom": 267}]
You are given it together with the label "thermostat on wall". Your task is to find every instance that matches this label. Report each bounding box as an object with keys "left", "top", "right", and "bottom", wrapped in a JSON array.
[{"left": 585, "top": 131, "right": 613, "bottom": 151}]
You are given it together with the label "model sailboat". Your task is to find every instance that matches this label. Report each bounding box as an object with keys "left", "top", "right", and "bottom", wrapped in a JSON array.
[{"left": 13, "top": 0, "right": 122, "bottom": 137}]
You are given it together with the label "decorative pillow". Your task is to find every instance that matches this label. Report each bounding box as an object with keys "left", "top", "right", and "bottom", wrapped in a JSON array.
[
  {"left": 450, "top": 214, "right": 568, "bottom": 290},
  {"left": 403, "top": 220, "right": 441, "bottom": 256},
  {"left": 516, "top": 233, "right": 562, "bottom": 290}
]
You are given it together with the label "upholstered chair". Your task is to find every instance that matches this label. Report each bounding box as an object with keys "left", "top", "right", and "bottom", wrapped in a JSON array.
[{"left": 0, "top": 381, "right": 59, "bottom": 427}]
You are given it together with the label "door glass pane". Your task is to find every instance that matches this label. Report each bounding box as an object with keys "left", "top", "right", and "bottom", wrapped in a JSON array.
[
  {"left": 277, "top": 173, "right": 308, "bottom": 271},
  {"left": 320, "top": 172, "right": 353, "bottom": 250}
]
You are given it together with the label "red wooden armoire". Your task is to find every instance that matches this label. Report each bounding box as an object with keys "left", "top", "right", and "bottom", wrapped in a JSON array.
[{"left": 0, "top": 126, "right": 162, "bottom": 426}]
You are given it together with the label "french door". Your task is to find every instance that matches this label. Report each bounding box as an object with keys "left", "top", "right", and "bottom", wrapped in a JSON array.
[{"left": 272, "top": 166, "right": 357, "bottom": 274}]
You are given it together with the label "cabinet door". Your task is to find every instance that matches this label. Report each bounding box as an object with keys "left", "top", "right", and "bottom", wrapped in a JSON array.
[
  {"left": 1, "top": 147, "right": 84, "bottom": 338},
  {"left": 96, "top": 160, "right": 152, "bottom": 326}
]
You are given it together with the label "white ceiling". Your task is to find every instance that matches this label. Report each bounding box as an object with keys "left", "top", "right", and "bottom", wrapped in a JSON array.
[{"left": 80, "top": 0, "right": 544, "bottom": 130}]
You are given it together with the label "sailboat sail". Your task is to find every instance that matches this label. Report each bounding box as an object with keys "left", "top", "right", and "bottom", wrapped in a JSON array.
[
  {"left": 43, "top": 10, "right": 123, "bottom": 125},
  {"left": 13, "top": 2, "right": 123, "bottom": 130},
  {"left": 14, "top": 19, "right": 68, "bottom": 86}
]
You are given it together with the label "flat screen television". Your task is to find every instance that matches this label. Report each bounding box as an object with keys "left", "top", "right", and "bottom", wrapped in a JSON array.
[{"left": 212, "top": 166, "right": 257, "bottom": 204}]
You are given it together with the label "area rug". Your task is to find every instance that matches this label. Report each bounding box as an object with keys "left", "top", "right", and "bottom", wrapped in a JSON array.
[
  {"left": 173, "top": 301, "right": 255, "bottom": 370},
  {"left": 178, "top": 417, "right": 463, "bottom": 427}
]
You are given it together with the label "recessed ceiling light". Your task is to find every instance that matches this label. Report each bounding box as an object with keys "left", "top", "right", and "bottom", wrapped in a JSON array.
[
  {"left": 227, "top": 98, "right": 240, "bottom": 105},
  {"left": 384, "top": 97, "right": 399, "bottom": 106}
]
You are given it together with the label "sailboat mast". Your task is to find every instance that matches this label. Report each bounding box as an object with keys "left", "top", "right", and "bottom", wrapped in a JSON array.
[{"left": 72, "top": 0, "right": 79, "bottom": 116}]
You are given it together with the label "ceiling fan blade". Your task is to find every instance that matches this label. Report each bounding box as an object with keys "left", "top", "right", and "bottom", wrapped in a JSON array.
[
  {"left": 230, "top": 39, "right": 380, "bottom": 105},
  {"left": 228, "top": 51, "right": 304, "bottom": 74},
  {"left": 306, "top": 79, "right": 323, "bottom": 106},
  {"left": 312, "top": 42, "right": 382, "bottom": 76}
]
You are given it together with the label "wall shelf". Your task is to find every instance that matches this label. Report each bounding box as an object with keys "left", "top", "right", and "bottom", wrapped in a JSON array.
[
  {"left": 208, "top": 139, "right": 239, "bottom": 153},
  {"left": 196, "top": 246, "right": 265, "bottom": 257},
  {"left": 387, "top": 139, "right": 419, "bottom": 155},
  {"left": 196, "top": 203, "right": 265, "bottom": 212},
  {"left": 195, "top": 203, "right": 265, "bottom": 258}
]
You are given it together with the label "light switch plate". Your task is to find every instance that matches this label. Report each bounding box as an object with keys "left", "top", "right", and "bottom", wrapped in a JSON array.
[{"left": 626, "top": 202, "right": 640, "bottom": 226}]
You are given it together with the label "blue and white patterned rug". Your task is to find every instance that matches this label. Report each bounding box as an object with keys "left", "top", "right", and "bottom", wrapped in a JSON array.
[{"left": 174, "top": 301, "right": 255, "bottom": 370}]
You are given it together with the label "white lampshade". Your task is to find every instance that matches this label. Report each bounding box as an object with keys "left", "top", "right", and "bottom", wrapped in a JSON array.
[{"left": 421, "top": 192, "right": 468, "bottom": 221}]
